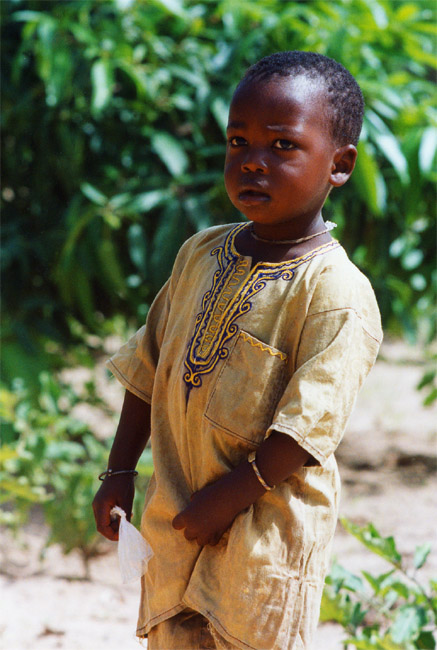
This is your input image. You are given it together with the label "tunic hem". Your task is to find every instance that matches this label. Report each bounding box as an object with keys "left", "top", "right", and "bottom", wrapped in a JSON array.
[
  {"left": 182, "top": 596, "right": 257, "bottom": 650},
  {"left": 136, "top": 602, "right": 186, "bottom": 637}
]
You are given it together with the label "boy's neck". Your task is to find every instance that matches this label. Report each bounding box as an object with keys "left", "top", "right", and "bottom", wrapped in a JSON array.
[{"left": 234, "top": 224, "right": 334, "bottom": 266}]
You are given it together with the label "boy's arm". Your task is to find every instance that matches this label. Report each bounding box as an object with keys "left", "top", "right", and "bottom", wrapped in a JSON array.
[
  {"left": 92, "top": 390, "right": 151, "bottom": 541},
  {"left": 172, "top": 431, "right": 310, "bottom": 547}
]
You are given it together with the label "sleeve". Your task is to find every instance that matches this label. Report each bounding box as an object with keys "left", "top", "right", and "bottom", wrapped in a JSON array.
[
  {"left": 266, "top": 269, "right": 383, "bottom": 466},
  {"left": 106, "top": 277, "right": 171, "bottom": 403}
]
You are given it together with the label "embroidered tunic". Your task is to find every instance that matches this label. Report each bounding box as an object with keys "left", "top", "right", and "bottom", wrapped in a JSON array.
[{"left": 107, "top": 223, "right": 382, "bottom": 650}]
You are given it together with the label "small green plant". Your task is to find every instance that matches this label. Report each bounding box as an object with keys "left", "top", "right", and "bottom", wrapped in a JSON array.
[
  {"left": 417, "top": 351, "right": 437, "bottom": 407},
  {"left": 321, "top": 518, "right": 436, "bottom": 649},
  {"left": 0, "top": 372, "right": 153, "bottom": 577}
]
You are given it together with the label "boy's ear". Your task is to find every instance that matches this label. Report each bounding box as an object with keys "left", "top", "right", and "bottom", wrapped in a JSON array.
[{"left": 329, "top": 144, "right": 358, "bottom": 187}]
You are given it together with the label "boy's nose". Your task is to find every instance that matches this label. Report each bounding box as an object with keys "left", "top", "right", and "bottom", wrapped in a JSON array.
[{"left": 241, "top": 150, "right": 268, "bottom": 173}]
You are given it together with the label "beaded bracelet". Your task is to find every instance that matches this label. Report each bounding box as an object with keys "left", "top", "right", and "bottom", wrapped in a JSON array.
[
  {"left": 248, "top": 451, "right": 275, "bottom": 491},
  {"left": 98, "top": 469, "right": 138, "bottom": 481}
]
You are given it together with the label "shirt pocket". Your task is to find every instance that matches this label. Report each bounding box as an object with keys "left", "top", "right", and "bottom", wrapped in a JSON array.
[{"left": 204, "top": 329, "right": 288, "bottom": 446}]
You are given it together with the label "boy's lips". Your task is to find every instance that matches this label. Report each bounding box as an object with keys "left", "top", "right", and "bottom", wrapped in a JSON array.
[{"left": 238, "top": 189, "right": 271, "bottom": 205}]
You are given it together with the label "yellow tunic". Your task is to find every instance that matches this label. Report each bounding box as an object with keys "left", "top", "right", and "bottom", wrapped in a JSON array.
[{"left": 107, "top": 222, "right": 382, "bottom": 650}]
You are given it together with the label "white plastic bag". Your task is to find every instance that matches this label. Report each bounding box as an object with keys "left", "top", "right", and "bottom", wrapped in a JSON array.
[{"left": 110, "top": 506, "right": 153, "bottom": 583}]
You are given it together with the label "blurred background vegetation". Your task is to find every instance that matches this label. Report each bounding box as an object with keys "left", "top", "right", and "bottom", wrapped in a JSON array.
[
  {"left": 2, "top": 0, "right": 436, "bottom": 387},
  {"left": 1, "top": 0, "right": 436, "bottom": 636}
]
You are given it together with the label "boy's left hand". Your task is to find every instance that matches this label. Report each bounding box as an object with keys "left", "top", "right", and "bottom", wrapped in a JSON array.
[
  {"left": 172, "top": 458, "right": 267, "bottom": 546},
  {"left": 172, "top": 479, "right": 241, "bottom": 547},
  {"left": 172, "top": 432, "right": 310, "bottom": 546}
]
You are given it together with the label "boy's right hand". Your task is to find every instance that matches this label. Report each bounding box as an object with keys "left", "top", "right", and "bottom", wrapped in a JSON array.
[{"left": 92, "top": 475, "right": 135, "bottom": 541}]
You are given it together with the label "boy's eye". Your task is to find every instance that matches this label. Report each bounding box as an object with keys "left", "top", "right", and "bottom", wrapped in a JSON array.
[
  {"left": 273, "top": 139, "right": 295, "bottom": 150},
  {"left": 228, "top": 136, "right": 247, "bottom": 147}
]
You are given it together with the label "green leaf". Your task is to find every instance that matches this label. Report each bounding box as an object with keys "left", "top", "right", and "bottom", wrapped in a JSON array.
[
  {"left": 353, "top": 141, "right": 386, "bottom": 215},
  {"left": 98, "top": 239, "right": 126, "bottom": 294},
  {"left": 0, "top": 446, "right": 19, "bottom": 463},
  {"left": 395, "top": 3, "right": 419, "bottom": 22},
  {"left": 124, "top": 189, "right": 170, "bottom": 214},
  {"left": 367, "top": 0, "right": 388, "bottom": 29},
  {"left": 419, "top": 127, "right": 437, "bottom": 175},
  {"left": 35, "top": 17, "right": 56, "bottom": 81},
  {"left": 149, "top": 202, "right": 186, "bottom": 289},
  {"left": 410, "top": 274, "right": 426, "bottom": 291},
  {"left": 365, "top": 110, "right": 409, "bottom": 183},
  {"left": 340, "top": 518, "right": 402, "bottom": 567},
  {"left": 417, "top": 371, "right": 436, "bottom": 391},
  {"left": 152, "top": 0, "right": 186, "bottom": 18},
  {"left": 107, "top": 192, "right": 132, "bottom": 210},
  {"left": 10, "top": 10, "right": 45, "bottom": 22},
  {"left": 91, "top": 59, "right": 114, "bottom": 114},
  {"left": 115, "top": 0, "right": 136, "bottom": 10},
  {"left": 80, "top": 183, "right": 107, "bottom": 206},
  {"left": 319, "top": 589, "right": 351, "bottom": 625},
  {"left": 347, "top": 631, "right": 413, "bottom": 649},
  {"left": 362, "top": 569, "right": 395, "bottom": 595},
  {"left": 116, "top": 61, "right": 150, "bottom": 99},
  {"left": 390, "top": 605, "right": 427, "bottom": 643},
  {"left": 386, "top": 581, "right": 410, "bottom": 600},
  {"left": 0, "top": 389, "right": 18, "bottom": 421},
  {"left": 423, "top": 388, "right": 437, "bottom": 407},
  {"left": 72, "top": 266, "right": 96, "bottom": 329},
  {"left": 329, "top": 562, "right": 364, "bottom": 593},
  {"left": 0, "top": 478, "right": 46, "bottom": 502},
  {"left": 374, "top": 636, "right": 407, "bottom": 650},
  {"left": 211, "top": 96, "right": 230, "bottom": 135},
  {"left": 128, "top": 223, "right": 148, "bottom": 274},
  {"left": 414, "top": 542, "right": 432, "bottom": 570},
  {"left": 376, "top": 134, "right": 409, "bottom": 184},
  {"left": 151, "top": 133, "right": 189, "bottom": 177},
  {"left": 416, "top": 630, "right": 436, "bottom": 649},
  {"left": 402, "top": 249, "right": 424, "bottom": 271}
]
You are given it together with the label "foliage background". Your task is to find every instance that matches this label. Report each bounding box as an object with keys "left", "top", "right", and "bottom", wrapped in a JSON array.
[
  {"left": 1, "top": 1, "right": 436, "bottom": 645},
  {"left": 2, "top": 0, "right": 436, "bottom": 392}
]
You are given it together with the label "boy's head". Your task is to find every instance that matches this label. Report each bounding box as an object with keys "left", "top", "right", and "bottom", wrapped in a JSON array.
[
  {"left": 238, "top": 51, "right": 364, "bottom": 147},
  {"left": 224, "top": 51, "right": 362, "bottom": 233}
]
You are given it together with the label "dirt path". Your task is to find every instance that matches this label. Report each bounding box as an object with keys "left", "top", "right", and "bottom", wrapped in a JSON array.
[{"left": 1, "top": 340, "right": 436, "bottom": 650}]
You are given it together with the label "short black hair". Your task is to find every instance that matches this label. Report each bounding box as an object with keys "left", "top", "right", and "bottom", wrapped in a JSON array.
[{"left": 239, "top": 51, "right": 364, "bottom": 146}]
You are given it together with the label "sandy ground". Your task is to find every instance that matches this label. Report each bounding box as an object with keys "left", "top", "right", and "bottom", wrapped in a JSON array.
[{"left": 1, "top": 340, "right": 436, "bottom": 650}]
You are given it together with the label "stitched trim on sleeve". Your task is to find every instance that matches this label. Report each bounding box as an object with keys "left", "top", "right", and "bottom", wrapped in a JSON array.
[
  {"left": 265, "top": 422, "right": 326, "bottom": 466},
  {"left": 106, "top": 360, "right": 152, "bottom": 404}
]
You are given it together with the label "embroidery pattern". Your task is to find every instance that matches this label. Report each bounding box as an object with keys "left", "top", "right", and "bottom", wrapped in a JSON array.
[
  {"left": 239, "top": 331, "right": 287, "bottom": 361},
  {"left": 183, "top": 224, "right": 339, "bottom": 388}
]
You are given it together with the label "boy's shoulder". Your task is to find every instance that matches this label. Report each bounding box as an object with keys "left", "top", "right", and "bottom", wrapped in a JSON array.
[
  {"left": 308, "top": 245, "right": 382, "bottom": 340},
  {"left": 173, "top": 223, "right": 238, "bottom": 268},
  {"left": 185, "top": 223, "right": 237, "bottom": 247}
]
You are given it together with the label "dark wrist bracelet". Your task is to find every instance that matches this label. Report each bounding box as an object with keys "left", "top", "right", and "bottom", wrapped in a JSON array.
[{"left": 98, "top": 469, "right": 138, "bottom": 481}]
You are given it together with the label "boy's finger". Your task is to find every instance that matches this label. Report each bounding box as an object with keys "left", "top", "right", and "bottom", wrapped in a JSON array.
[
  {"left": 103, "top": 525, "right": 119, "bottom": 542},
  {"left": 110, "top": 518, "right": 120, "bottom": 533},
  {"left": 184, "top": 529, "right": 198, "bottom": 542},
  {"left": 95, "top": 513, "right": 119, "bottom": 541},
  {"left": 172, "top": 513, "right": 185, "bottom": 530},
  {"left": 93, "top": 500, "right": 119, "bottom": 541}
]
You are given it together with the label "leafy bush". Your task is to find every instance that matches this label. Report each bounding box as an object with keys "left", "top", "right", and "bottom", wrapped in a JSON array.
[
  {"left": 321, "top": 518, "right": 437, "bottom": 649},
  {"left": 0, "top": 371, "right": 153, "bottom": 576},
  {"left": 1, "top": 0, "right": 436, "bottom": 390}
]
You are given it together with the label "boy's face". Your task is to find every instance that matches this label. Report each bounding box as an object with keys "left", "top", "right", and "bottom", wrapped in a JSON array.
[{"left": 224, "top": 76, "right": 348, "bottom": 235}]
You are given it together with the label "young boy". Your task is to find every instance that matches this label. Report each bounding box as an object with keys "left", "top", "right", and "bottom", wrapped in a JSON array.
[{"left": 93, "top": 51, "right": 382, "bottom": 650}]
